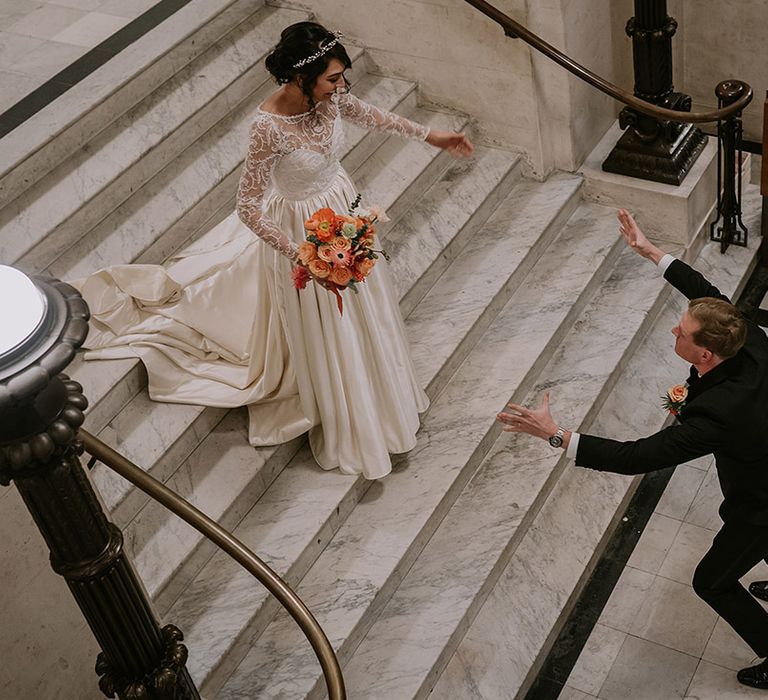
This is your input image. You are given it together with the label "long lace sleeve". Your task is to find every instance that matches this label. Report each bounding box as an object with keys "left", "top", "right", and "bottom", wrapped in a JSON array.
[
  {"left": 236, "top": 118, "right": 299, "bottom": 262},
  {"left": 334, "top": 90, "right": 429, "bottom": 141}
]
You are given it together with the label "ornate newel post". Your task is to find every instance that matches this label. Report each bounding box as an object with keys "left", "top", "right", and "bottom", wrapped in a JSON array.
[
  {"left": 0, "top": 268, "right": 200, "bottom": 700},
  {"left": 603, "top": 0, "right": 707, "bottom": 184},
  {"left": 710, "top": 81, "right": 749, "bottom": 252}
]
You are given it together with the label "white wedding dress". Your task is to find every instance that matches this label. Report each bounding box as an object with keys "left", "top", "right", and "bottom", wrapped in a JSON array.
[{"left": 74, "top": 91, "right": 429, "bottom": 479}]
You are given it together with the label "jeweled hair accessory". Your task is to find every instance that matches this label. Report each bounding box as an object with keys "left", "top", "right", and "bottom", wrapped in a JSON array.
[{"left": 292, "top": 31, "right": 344, "bottom": 69}]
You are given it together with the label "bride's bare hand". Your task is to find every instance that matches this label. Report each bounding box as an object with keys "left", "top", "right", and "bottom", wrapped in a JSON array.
[{"left": 426, "top": 130, "right": 474, "bottom": 158}]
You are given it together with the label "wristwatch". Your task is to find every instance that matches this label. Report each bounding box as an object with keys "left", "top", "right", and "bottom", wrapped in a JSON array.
[{"left": 548, "top": 427, "right": 566, "bottom": 448}]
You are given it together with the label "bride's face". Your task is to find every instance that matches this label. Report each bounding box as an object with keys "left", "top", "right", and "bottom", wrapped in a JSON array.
[{"left": 311, "top": 59, "right": 347, "bottom": 102}]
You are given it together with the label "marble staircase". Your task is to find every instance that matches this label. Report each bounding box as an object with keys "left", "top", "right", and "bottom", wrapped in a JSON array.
[{"left": 1, "top": 3, "right": 764, "bottom": 700}]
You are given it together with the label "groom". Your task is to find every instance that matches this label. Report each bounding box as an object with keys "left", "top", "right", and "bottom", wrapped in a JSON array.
[{"left": 498, "top": 209, "right": 768, "bottom": 690}]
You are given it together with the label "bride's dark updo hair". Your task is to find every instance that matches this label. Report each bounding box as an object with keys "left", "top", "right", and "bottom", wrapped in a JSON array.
[{"left": 266, "top": 22, "right": 352, "bottom": 110}]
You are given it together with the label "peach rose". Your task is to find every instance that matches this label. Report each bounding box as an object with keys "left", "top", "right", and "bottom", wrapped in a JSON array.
[
  {"left": 329, "top": 265, "right": 353, "bottom": 286},
  {"left": 667, "top": 385, "right": 688, "bottom": 403},
  {"left": 297, "top": 242, "right": 318, "bottom": 265},
  {"left": 355, "top": 257, "right": 375, "bottom": 278},
  {"left": 308, "top": 258, "right": 331, "bottom": 279},
  {"left": 318, "top": 245, "right": 336, "bottom": 262},
  {"left": 329, "top": 236, "right": 352, "bottom": 251}
]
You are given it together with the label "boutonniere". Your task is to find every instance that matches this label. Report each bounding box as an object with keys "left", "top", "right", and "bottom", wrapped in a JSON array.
[{"left": 662, "top": 384, "right": 688, "bottom": 415}]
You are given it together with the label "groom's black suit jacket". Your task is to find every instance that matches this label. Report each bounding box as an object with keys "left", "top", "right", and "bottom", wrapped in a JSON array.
[{"left": 576, "top": 258, "right": 768, "bottom": 526}]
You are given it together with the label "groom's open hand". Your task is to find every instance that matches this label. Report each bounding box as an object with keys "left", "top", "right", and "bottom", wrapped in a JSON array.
[
  {"left": 617, "top": 209, "right": 664, "bottom": 265},
  {"left": 497, "top": 391, "right": 558, "bottom": 441}
]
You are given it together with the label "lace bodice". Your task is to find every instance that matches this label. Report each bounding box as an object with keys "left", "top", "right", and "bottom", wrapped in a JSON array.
[{"left": 236, "top": 91, "right": 429, "bottom": 261}]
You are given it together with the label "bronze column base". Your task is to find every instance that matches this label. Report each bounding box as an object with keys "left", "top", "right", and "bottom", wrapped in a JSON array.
[{"left": 603, "top": 120, "right": 708, "bottom": 185}]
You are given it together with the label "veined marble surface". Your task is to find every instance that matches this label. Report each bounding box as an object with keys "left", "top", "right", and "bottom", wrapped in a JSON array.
[
  {"left": 212, "top": 204, "right": 624, "bottom": 700},
  {"left": 2, "top": 6, "right": 305, "bottom": 270},
  {"left": 337, "top": 214, "right": 664, "bottom": 700},
  {"left": 91, "top": 393, "right": 219, "bottom": 523},
  {"left": 0, "top": 0, "right": 258, "bottom": 207},
  {"left": 431, "top": 208, "right": 760, "bottom": 700},
  {"left": 406, "top": 173, "right": 582, "bottom": 398},
  {"left": 390, "top": 146, "right": 523, "bottom": 317},
  {"left": 127, "top": 411, "right": 301, "bottom": 605}
]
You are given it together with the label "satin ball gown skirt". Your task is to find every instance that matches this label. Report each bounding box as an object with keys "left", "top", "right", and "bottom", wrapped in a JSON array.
[{"left": 74, "top": 169, "right": 428, "bottom": 479}]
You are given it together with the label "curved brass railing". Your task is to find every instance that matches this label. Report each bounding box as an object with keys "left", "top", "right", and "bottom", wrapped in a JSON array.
[
  {"left": 463, "top": 0, "right": 753, "bottom": 123},
  {"left": 79, "top": 429, "right": 346, "bottom": 700}
]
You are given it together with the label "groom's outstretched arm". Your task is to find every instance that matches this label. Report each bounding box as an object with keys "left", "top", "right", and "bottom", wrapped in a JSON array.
[
  {"left": 617, "top": 209, "right": 729, "bottom": 302},
  {"left": 663, "top": 259, "right": 730, "bottom": 303}
]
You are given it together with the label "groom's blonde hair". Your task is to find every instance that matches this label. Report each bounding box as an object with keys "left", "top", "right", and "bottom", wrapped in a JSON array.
[{"left": 688, "top": 297, "right": 747, "bottom": 359}]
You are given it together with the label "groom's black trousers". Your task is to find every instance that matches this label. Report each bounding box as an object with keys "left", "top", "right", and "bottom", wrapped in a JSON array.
[{"left": 692, "top": 519, "right": 768, "bottom": 657}]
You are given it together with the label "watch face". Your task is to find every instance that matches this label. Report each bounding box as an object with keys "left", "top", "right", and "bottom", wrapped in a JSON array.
[{"left": 549, "top": 435, "right": 563, "bottom": 448}]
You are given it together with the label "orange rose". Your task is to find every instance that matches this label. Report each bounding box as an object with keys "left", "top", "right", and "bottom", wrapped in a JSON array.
[
  {"left": 297, "top": 241, "right": 318, "bottom": 265},
  {"left": 667, "top": 385, "right": 688, "bottom": 403},
  {"left": 329, "top": 266, "right": 353, "bottom": 286},
  {"left": 308, "top": 259, "right": 331, "bottom": 279}
]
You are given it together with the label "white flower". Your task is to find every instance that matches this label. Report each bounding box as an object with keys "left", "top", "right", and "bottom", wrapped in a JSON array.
[
  {"left": 365, "top": 205, "right": 390, "bottom": 223},
  {"left": 341, "top": 222, "right": 357, "bottom": 238}
]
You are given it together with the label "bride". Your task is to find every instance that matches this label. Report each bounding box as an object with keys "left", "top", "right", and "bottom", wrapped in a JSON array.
[{"left": 76, "top": 21, "right": 473, "bottom": 479}]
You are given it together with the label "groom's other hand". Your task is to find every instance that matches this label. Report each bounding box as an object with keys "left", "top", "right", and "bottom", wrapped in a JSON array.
[
  {"left": 497, "top": 391, "right": 571, "bottom": 450},
  {"left": 617, "top": 209, "right": 664, "bottom": 265}
]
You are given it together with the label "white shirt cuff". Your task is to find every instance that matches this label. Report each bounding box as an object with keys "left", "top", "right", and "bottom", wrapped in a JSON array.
[
  {"left": 566, "top": 431, "right": 580, "bottom": 460},
  {"left": 658, "top": 254, "right": 676, "bottom": 273}
]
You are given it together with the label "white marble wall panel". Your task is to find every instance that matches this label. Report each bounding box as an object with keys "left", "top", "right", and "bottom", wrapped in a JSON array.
[
  {"left": 300, "top": 0, "right": 541, "bottom": 161},
  {"left": 299, "top": 0, "right": 634, "bottom": 176},
  {"left": 0, "top": 483, "right": 103, "bottom": 699},
  {"left": 581, "top": 123, "right": 718, "bottom": 247},
  {"left": 682, "top": 0, "right": 768, "bottom": 141}
]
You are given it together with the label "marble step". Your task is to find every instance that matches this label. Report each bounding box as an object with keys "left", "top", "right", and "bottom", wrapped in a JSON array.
[
  {"left": 0, "top": 0, "right": 255, "bottom": 211},
  {"left": 430, "top": 198, "right": 762, "bottom": 699},
  {"left": 187, "top": 199, "right": 617, "bottom": 698},
  {"left": 3, "top": 4, "right": 310, "bottom": 273},
  {"left": 67, "top": 72, "right": 431, "bottom": 439},
  {"left": 91, "top": 144, "right": 520, "bottom": 611},
  {"left": 406, "top": 173, "right": 582, "bottom": 400}
]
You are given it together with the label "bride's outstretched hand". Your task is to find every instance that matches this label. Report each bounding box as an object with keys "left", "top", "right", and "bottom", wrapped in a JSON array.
[{"left": 426, "top": 130, "right": 474, "bottom": 158}]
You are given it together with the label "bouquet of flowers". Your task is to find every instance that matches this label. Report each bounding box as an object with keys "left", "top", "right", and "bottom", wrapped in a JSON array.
[{"left": 291, "top": 196, "right": 389, "bottom": 315}]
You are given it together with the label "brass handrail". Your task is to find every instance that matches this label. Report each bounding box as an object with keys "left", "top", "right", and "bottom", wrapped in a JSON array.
[
  {"left": 463, "top": 0, "right": 753, "bottom": 123},
  {"left": 79, "top": 429, "right": 346, "bottom": 700}
]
